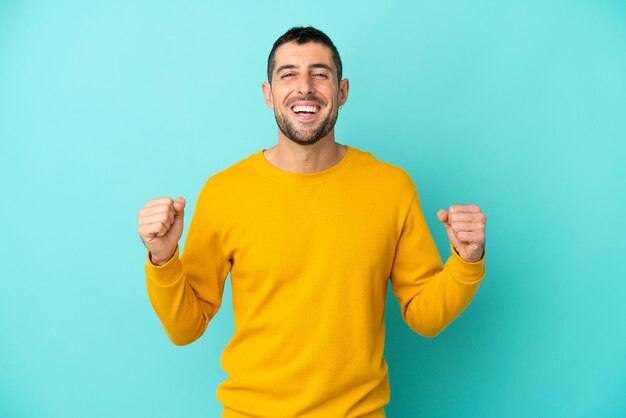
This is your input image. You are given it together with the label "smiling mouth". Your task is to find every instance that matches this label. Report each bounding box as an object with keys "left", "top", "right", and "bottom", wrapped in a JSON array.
[{"left": 291, "top": 105, "right": 320, "bottom": 115}]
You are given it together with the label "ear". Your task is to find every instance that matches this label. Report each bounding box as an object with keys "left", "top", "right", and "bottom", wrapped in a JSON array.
[
  {"left": 262, "top": 82, "right": 274, "bottom": 109},
  {"left": 338, "top": 78, "right": 350, "bottom": 107}
]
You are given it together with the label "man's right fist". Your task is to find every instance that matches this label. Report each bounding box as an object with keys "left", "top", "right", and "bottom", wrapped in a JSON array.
[{"left": 138, "top": 197, "right": 186, "bottom": 266}]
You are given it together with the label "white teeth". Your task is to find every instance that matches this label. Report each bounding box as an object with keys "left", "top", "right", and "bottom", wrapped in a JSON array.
[{"left": 292, "top": 105, "right": 319, "bottom": 113}]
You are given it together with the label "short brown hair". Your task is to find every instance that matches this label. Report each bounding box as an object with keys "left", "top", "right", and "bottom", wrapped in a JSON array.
[{"left": 267, "top": 26, "right": 343, "bottom": 84}]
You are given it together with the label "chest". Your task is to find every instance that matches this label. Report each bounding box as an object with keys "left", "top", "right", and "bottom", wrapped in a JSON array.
[{"left": 218, "top": 183, "right": 403, "bottom": 280}]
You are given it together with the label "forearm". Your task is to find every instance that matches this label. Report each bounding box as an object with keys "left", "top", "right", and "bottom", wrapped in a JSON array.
[
  {"left": 400, "top": 247, "right": 485, "bottom": 337},
  {"left": 145, "top": 248, "right": 214, "bottom": 346}
]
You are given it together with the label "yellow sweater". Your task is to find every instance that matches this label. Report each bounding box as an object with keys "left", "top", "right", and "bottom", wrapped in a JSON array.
[{"left": 145, "top": 146, "right": 485, "bottom": 417}]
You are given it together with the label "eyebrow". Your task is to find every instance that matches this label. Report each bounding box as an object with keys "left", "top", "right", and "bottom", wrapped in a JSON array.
[
  {"left": 275, "top": 64, "right": 297, "bottom": 74},
  {"left": 275, "top": 63, "right": 334, "bottom": 74},
  {"left": 310, "top": 63, "right": 333, "bottom": 72}
]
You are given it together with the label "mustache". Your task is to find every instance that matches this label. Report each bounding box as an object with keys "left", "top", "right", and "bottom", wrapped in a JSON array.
[{"left": 286, "top": 95, "right": 327, "bottom": 107}]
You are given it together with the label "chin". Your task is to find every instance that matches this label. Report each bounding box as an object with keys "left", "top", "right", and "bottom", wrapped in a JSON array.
[
  {"left": 287, "top": 136, "right": 324, "bottom": 146},
  {"left": 275, "top": 109, "right": 337, "bottom": 147},
  {"left": 281, "top": 128, "right": 325, "bottom": 146}
]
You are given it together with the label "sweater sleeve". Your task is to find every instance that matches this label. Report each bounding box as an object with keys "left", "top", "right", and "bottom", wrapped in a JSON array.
[
  {"left": 145, "top": 182, "right": 232, "bottom": 346},
  {"left": 390, "top": 190, "right": 485, "bottom": 338}
]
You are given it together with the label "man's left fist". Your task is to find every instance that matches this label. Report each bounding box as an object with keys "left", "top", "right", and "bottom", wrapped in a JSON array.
[{"left": 437, "top": 204, "right": 486, "bottom": 263}]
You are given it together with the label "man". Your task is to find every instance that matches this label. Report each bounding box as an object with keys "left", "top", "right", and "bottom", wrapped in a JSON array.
[{"left": 138, "top": 27, "right": 486, "bottom": 418}]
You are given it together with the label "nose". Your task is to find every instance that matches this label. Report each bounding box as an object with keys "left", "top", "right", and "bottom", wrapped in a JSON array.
[{"left": 297, "top": 74, "right": 315, "bottom": 95}]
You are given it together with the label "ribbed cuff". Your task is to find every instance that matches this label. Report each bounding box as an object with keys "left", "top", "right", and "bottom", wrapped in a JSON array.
[
  {"left": 144, "top": 247, "right": 183, "bottom": 286},
  {"left": 448, "top": 244, "right": 485, "bottom": 283}
]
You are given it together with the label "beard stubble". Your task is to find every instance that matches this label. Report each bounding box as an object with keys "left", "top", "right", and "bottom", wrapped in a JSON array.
[{"left": 274, "top": 97, "right": 338, "bottom": 146}]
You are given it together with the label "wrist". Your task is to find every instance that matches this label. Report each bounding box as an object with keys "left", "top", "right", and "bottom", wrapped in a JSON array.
[
  {"left": 451, "top": 245, "right": 485, "bottom": 263},
  {"left": 149, "top": 250, "right": 175, "bottom": 266}
]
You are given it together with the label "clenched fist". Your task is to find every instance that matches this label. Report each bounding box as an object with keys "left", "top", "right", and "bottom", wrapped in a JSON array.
[
  {"left": 437, "top": 204, "right": 486, "bottom": 263},
  {"left": 138, "top": 197, "right": 186, "bottom": 266}
]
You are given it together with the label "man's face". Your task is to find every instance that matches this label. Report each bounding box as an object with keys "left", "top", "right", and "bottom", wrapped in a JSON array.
[{"left": 262, "top": 42, "right": 349, "bottom": 146}]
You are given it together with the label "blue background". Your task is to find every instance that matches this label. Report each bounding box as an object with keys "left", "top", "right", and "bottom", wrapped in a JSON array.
[{"left": 1, "top": 1, "right": 625, "bottom": 417}]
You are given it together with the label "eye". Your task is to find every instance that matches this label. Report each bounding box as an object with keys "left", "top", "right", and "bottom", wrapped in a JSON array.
[
  {"left": 313, "top": 73, "right": 329, "bottom": 79},
  {"left": 281, "top": 73, "right": 295, "bottom": 79}
]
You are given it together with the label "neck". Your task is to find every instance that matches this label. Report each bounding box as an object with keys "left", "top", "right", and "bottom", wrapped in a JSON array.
[{"left": 264, "top": 132, "right": 347, "bottom": 174}]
